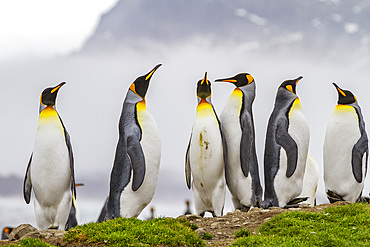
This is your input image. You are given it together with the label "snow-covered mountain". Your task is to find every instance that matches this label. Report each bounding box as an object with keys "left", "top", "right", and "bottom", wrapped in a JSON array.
[{"left": 81, "top": 0, "right": 370, "bottom": 56}]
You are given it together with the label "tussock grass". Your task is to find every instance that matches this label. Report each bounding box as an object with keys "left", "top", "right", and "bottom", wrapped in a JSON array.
[
  {"left": 232, "top": 203, "right": 370, "bottom": 246},
  {"left": 8, "top": 238, "right": 56, "bottom": 247},
  {"left": 64, "top": 217, "right": 204, "bottom": 246}
]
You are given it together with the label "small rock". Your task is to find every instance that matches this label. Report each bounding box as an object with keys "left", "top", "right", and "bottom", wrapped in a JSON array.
[
  {"left": 195, "top": 228, "right": 206, "bottom": 238},
  {"left": 9, "top": 224, "right": 38, "bottom": 241},
  {"left": 21, "top": 231, "right": 42, "bottom": 240},
  {"left": 299, "top": 203, "right": 312, "bottom": 208},
  {"left": 186, "top": 214, "right": 202, "bottom": 220}
]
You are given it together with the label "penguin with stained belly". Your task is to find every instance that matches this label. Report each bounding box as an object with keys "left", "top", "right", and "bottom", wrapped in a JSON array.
[
  {"left": 215, "top": 73, "right": 262, "bottom": 210},
  {"left": 324, "top": 83, "right": 368, "bottom": 203},
  {"left": 262, "top": 77, "right": 310, "bottom": 208},
  {"left": 23, "top": 82, "right": 76, "bottom": 230},
  {"left": 185, "top": 72, "right": 227, "bottom": 217},
  {"left": 107, "top": 64, "right": 162, "bottom": 219},
  {"left": 298, "top": 156, "right": 319, "bottom": 206}
]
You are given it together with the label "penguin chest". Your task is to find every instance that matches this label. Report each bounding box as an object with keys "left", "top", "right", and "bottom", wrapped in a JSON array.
[
  {"left": 324, "top": 105, "right": 362, "bottom": 199},
  {"left": 31, "top": 107, "right": 71, "bottom": 204},
  {"left": 136, "top": 106, "right": 161, "bottom": 184},
  {"left": 190, "top": 102, "right": 224, "bottom": 190}
]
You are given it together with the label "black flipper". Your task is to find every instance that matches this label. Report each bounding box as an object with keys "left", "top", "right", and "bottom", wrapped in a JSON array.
[
  {"left": 185, "top": 134, "right": 192, "bottom": 189},
  {"left": 23, "top": 154, "right": 33, "bottom": 204},
  {"left": 276, "top": 119, "right": 298, "bottom": 178},
  {"left": 240, "top": 115, "right": 253, "bottom": 177},
  {"left": 351, "top": 134, "right": 368, "bottom": 183},
  {"left": 126, "top": 130, "right": 146, "bottom": 191}
]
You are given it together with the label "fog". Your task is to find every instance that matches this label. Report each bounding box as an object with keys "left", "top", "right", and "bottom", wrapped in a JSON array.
[{"left": 0, "top": 42, "right": 369, "bottom": 227}]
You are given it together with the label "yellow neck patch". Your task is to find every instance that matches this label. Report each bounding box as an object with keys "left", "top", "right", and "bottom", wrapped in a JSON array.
[
  {"left": 136, "top": 99, "right": 146, "bottom": 112},
  {"left": 335, "top": 104, "right": 354, "bottom": 112},
  {"left": 286, "top": 85, "right": 294, "bottom": 94},
  {"left": 196, "top": 98, "right": 214, "bottom": 118},
  {"left": 39, "top": 106, "right": 58, "bottom": 119},
  {"left": 231, "top": 88, "right": 243, "bottom": 97},
  {"left": 289, "top": 98, "right": 302, "bottom": 117}
]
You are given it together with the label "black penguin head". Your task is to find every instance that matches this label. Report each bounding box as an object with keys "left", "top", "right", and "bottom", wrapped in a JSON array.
[
  {"left": 215, "top": 73, "right": 254, "bottom": 87},
  {"left": 333, "top": 83, "right": 357, "bottom": 105},
  {"left": 40, "top": 82, "right": 66, "bottom": 106},
  {"left": 279, "top": 76, "right": 303, "bottom": 94},
  {"left": 197, "top": 72, "right": 212, "bottom": 98},
  {"left": 129, "top": 64, "right": 162, "bottom": 98}
]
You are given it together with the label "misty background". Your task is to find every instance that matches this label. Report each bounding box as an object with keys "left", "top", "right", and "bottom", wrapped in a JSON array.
[{"left": 0, "top": 0, "right": 369, "bottom": 231}]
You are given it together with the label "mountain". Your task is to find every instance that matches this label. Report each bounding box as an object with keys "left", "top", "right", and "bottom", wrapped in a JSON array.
[{"left": 80, "top": 0, "right": 370, "bottom": 56}]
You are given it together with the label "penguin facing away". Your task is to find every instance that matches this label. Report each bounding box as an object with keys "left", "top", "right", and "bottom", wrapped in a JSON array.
[
  {"left": 215, "top": 73, "right": 263, "bottom": 210},
  {"left": 107, "top": 64, "right": 162, "bottom": 219},
  {"left": 262, "top": 77, "right": 310, "bottom": 208},
  {"left": 298, "top": 155, "right": 319, "bottom": 206},
  {"left": 23, "top": 82, "right": 76, "bottom": 230},
  {"left": 185, "top": 72, "right": 227, "bottom": 217},
  {"left": 324, "top": 83, "right": 368, "bottom": 203}
]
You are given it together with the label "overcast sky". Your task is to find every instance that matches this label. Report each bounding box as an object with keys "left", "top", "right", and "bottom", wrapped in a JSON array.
[{"left": 0, "top": 0, "right": 118, "bottom": 60}]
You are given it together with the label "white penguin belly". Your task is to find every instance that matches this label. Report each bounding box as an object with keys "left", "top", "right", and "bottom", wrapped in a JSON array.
[
  {"left": 119, "top": 106, "right": 161, "bottom": 218},
  {"left": 220, "top": 91, "right": 252, "bottom": 207},
  {"left": 274, "top": 99, "right": 310, "bottom": 207},
  {"left": 31, "top": 108, "right": 71, "bottom": 229},
  {"left": 298, "top": 156, "right": 319, "bottom": 206},
  {"left": 324, "top": 105, "right": 362, "bottom": 202},
  {"left": 189, "top": 103, "right": 225, "bottom": 215}
]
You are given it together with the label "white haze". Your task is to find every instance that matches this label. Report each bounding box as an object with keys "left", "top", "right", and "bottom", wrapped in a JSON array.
[{"left": 0, "top": 43, "right": 369, "bottom": 229}]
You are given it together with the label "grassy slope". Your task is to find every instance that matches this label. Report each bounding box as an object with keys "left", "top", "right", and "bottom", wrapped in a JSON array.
[{"left": 232, "top": 203, "right": 370, "bottom": 246}]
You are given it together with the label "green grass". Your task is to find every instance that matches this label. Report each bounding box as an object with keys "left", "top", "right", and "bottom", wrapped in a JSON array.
[
  {"left": 64, "top": 217, "right": 204, "bottom": 246},
  {"left": 8, "top": 238, "right": 56, "bottom": 247},
  {"left": 232, "top": 203, "right": 370, "bottom": 246}
]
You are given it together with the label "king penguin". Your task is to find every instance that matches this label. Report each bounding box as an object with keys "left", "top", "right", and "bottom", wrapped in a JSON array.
[
  {"left": 324, "top": 83, "right": 368, "bottom": 203},
  {"left": 107, "top": 64, "right": 162, "bottom": 219},
  {"left": 215, "top": 73, "right": 262, "bottom": 210},
  {"left": 23, "top": 82, "right": 76, "bottom": 230},
  {"left": 262, "top": 77, "right": 310, "bottom": 208},
  {"left": 185, "top": 72, "right": 227, "bottom": 217}
]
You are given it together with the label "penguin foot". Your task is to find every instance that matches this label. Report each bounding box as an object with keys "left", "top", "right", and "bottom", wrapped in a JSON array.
[
  {"left": 284, "top": 197, "right": 308, "bottom": 208},
  {"left": 238, "top": 205, "right": 251, "bottom": 212},
  {"left": 327, "top": 190, "right": 344, "bottom": 203},
  {"left": 357, "top": 196, "right": 370, "bottom": 203},
  {"left": 48, "top": 226, "right": 58, "bottom": 230}
]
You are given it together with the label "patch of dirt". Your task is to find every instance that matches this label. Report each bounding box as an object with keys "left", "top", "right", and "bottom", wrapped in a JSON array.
[{"left": 0, "top": 202, "right": 348, "bottom": 246}]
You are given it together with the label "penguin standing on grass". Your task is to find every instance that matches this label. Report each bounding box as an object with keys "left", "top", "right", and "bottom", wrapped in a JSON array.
[
  {"left": 23, "top": 82, "right": 76, "bottom": 230},
  {"left": 262, "top": 77, "right": 310, "bottom": 208},
  {"left": 107, "top": 64, "right": 162, "bottom": 219},
  {"left": 215, "top": 73, "right": 262, "bottom": 210},
  {"left": 324, "top": 83, "right": 368, "bottom": 203},
  {"left": 185, "top": 72, "right": 227, "bottom": 217}
]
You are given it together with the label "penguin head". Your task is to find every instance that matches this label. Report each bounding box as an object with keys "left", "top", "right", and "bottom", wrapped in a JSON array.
[
  {"left": 279, "top": 76, "right": 303, "bottom": 95},
  {"left": 40, "top": 82, "right": 66, "bottom": 106},
  {"left": 215, "top": 73, "right": 254, "bottom": 87},
  {"left": 333, "top": 83, "right": 357, "bottom": 105},
  {"left": 129, "top": 64, "right": 162, "bottom": 98},
  {"left": 197, "top": 72, "right": 211, "bottom": 99}
]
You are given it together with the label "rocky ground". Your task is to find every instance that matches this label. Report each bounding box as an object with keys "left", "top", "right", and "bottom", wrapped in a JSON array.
[{"left": 0, "top": 202, "right": 347, "bottom": 246}]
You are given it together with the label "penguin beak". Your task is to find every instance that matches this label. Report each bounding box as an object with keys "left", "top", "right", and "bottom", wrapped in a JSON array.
[
  {"left": 215, "top": 76, "right": 237, "bottom": 84},
  {"left": 201, "top": 72, "right": 209, "bottom": 85},
  {"left": 145, "top": 64, "right": 162, "bottom": 81},
  {"left": 51, "top": 82, "right": 66, "bottom": 94},
  {"left": 75, "top": 183, "right": 84, "bottom": 188},
  {"left": 333, "top": 82, "right": 346, "bottom": 97},
  {"left": 295, "top": 76, "right": 303, "bottom": 86}
]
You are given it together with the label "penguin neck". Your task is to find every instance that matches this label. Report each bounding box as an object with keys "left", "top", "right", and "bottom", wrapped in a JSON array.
[
  {"left": 125, "top": 89, "right": 144, "bottom": 104},
  {"left": 238, "top": 82, "right": 256, "bottom": 108},
  {"left": 196, "top": 97, "right": 213, "bottom": 115},
  {"left": 39, "top": 104, "right": 56, "bottom": 114},
  {"left": 197, "top": 96, "right": 212, "bottom": 105},
  {"left": 275, "top": 87, "right": 297, "bottom": 108}
]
